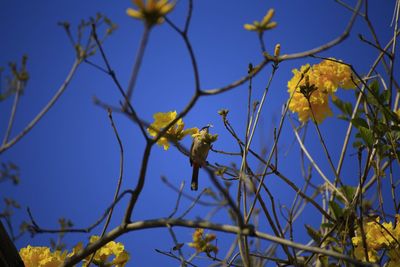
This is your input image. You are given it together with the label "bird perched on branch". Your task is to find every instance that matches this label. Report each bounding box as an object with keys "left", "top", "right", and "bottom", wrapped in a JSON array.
[{"left": 189, "top": 125, "right": 217, "bottom": 191}]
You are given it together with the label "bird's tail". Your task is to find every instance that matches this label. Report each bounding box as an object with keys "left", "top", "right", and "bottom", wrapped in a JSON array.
[{"left": 191, "top": 165, "right": 199, "bottom": 191}]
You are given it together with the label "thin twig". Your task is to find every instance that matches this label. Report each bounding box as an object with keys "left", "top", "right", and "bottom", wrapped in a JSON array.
[
  {"left": 155, "top": 249, "right": 197, "bottom": 267},
  {"left": 336, "top": 30, "right": 400, "bottom": 177},
  {"left": 86, "top": 109, "right": 125, "bottom": 266},
  {"left": 2, "top": 81, "right": 21, "bottom": 146},
  {"left": 166, "top": 224, "right": 187, "bottom": 266},
  {"left": 90, "top": 24, "right": 148, "bottom": 139},
  {"left": 178, "top": 188, "right": 208, "bottom": 219},
  {"left": 289, "top": 117, "right": 346, "bottom": 200},
  {"left": 0, "top": 59, "right": 81, "bottom": 154},
  {"left": 26, "top": 190, "right": 133, "bottom": 235},
  {"left": 169, "top": 182, "right": 185, "bottom": 218},
  {"left": 124, "top": 25, "right": 151, "bottom": 106},
  {"left": 161, "top": 176, "right": 221, "bottom": 206}
]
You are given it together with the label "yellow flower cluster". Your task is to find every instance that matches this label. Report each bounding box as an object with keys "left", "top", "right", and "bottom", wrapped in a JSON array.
[
  {"left": 287, "top": 59, "right": 355, "bottom": 123},
  {"left": 19, "top": 236, "right": 130, "bottom": 267},
  {"left": 352, "top": 215, "right": 400, "bottom": 265},
  {"left": 147, "top": 111, "right": 198, "bottom": 150},
  {"left": 244, "top": 9, "right": 277, "bottom": 33},
  {"left": 19, "top": 246, "right": 67, "bottom": 267},
  {"left": 188, "top": 228, "right": 218, "bottom": 255},
  {"left": 126, "top": 0, "right": 174, "bottom": 27}
]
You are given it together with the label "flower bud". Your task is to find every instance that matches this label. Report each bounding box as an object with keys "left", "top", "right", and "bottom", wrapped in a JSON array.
[{"left": 274, "top": 43, "right": 281, "bottom": 57}]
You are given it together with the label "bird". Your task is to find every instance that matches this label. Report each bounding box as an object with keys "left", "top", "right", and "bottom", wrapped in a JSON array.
[{"left": 189, "top": 125, "right": 212, "bottom": 191}]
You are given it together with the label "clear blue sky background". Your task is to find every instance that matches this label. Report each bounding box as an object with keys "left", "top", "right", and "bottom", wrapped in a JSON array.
[{"left": 0, "top": 0, "right": 398, "bottom": 266}]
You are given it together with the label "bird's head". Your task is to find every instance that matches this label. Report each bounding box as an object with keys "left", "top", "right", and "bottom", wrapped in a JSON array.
[{"left": 200, "top": 124, "right": 213, "bottom": 133}]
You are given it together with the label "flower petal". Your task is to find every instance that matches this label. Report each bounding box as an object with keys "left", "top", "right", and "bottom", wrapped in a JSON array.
[
  {"left": 126, "top": 8, "right": 143, "bottom": 19},
  {"left": 244, "top": 24, "right": 257, "bottom": 31},
  {"left": 260, "top": 8, "right": 275, "bottom": 26}
]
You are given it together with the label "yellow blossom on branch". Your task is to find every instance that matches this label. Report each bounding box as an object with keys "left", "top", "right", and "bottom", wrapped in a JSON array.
[
  {"left": 126, "top": 0, "right": 175, "bottom": 27},
  {"left": 287, "top": 59, "right": 355, "bottom": 123},
  {"left": 395, "top": 109, "right": 400, "bottom": 119},
  {"left": 70, "top": 236, "right": 130, "bottom": 267},
  {"left": 188, "top": 228, "right": 218, "bottom": 255},
  {"left": 244, "top": 8, "right": 277, "bottom": 33},
  {"left": 20, "top": 236, "right": 130, "bottom": 267},
  {"left": 387, "top": 247, "right": 400, "bottom": 267},
  {"left": 352, "top": 216, "right": 399, "bottom": 263},
  {"left": 353, "top": 245, "right": 379, "bottom": 263},
  {"left": 19, "top": 246, "right": 67, "bottom": 267},
  {"left": 147, "top": 111, "right": 198, "bottom": 150},
  {"left": 310, "top": 59, "right": 356, "bottom": 93}
]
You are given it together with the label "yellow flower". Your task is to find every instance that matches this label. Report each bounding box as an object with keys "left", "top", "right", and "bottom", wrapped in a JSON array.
[
  {"left": 126, "top": 0, "right": 175, "bottom": 27},
  {"left": 310, "top": 59, "right": 356, "bottom": 92},
  {"left": 20, "top": 236, "right": 130, "bottom": 267},
  {"left": 352, "top": 217, "right": 395, "bottom": 249},
  {"left": 395, "top": 109, "right": 400, "bottom": 120},
  {"left": 353, "top": 245, "right": 379, "bottom": 263},
  {"left": 112, "top": 250, "right": 130, "bottom": 267},
  {"left": 68, "top": 242, "right": 83, "bottom": 257},
  {"left": 393, "top": 214, "right": 400, "bottom": 239},
  {"left": 147, "top": 111, "right": 198, "bottom": 150},
  {"left": 68, "top": 236, "right": 130, "bottom": 267},
  {"left": 188, "top": 228, "right": 218, "bottom": 255},
  {"left": 387, "top": 247, "right": 400, "bottom": 267},
  {"left": 19, "top": 246, "right": 67, "bottom": 267},
  {"left": 352, "top": 216, "right": 400, "bottom": 263},
  {"left": 287, "top": 59, "right": 355, "bottom": 123},
  {"left": 244, "top": 8, "right": 277, "bottom": 33},
  {"left": 83, "top": 235, "right": 130, "bottom": 266}
]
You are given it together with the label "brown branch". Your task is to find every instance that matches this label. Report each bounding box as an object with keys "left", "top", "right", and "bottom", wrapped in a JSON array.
[
  {"left": 62, "top": 218, "right": 378, "bottom": 267},
  {"left": 202, "top": 0, "right": 362, "bottom": 96}
]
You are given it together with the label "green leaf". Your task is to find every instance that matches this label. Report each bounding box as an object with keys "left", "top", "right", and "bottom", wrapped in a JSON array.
[
  {"left": 341, "top": 186, "right": 356, "bottom": 202},
  {"left": 318, "top": 255, "right": 329, "bottom": 267},
  {"left": 305, "top": 224, "right": 321, "bottom": 243},
  {"left": 321, "top": 222, "right": 335, "bottom": 229},
  {"left": 359, "top": 127, "right": 374, "bottom": 148},
  {"left": 332, "top": 98, "right": 353, "bottom": 116},
  {"left": 352, "top": 140, "right": 364, "bottom": 149},
  {"left": 329, "top": 201, "right": 343, "bottom": 220},
  {"left": 351, "top": 118, "right": 369, "bottom": 129},
  {"left": 369, "top": 80, "right": 379, "bottom": 94},
  {"left": 332, "top": 245, "right": 344, "bottom": 253},
  {"left": 337, "top": 114, "right": 350, "bottom": 121},
  {"left": 381, "top": 89, "right": 390, "bottom": 104}
]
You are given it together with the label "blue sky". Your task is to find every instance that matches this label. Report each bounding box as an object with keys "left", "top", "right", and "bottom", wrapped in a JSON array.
[{"left": 0, "top": 0, "right": 398, "bottom": 266}]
